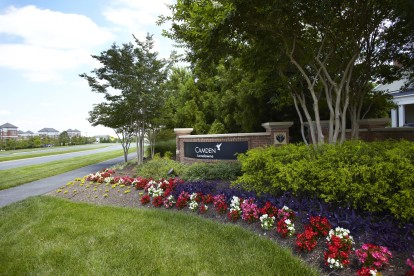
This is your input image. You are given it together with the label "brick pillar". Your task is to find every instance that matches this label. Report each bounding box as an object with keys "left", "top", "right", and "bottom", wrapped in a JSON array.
[
  {"left": 261, "top": 122, "right": 294, "bottom": 145},
  {"left": 173, "top": 128, "right": 193, "bottom": 161}
]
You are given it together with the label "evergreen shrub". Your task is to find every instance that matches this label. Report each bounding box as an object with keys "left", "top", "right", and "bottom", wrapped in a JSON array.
[
  {"left": 181, "top": 161, "right": 242, "bottom": 181},
  {"left": 235, "top": 140, "right": 414, "bottom": 222}
]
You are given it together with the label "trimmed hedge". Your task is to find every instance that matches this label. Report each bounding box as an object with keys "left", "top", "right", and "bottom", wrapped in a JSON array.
[
  {"left": 136, "top": 159, "right": 242, "bottom": 181},
  {"left": 181, "top": 161, "right": 242, "bottom": 181},
  {"left": 234, "top": 141, "right": 414, "bottom": 222}
]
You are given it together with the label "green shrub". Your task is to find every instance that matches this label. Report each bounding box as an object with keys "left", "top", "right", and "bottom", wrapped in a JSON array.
[
  {"left": 145, "top": 139, "right": 176, "bottom": 158},
  {"left": 235, "top": 140, "right": 414, "bottom": 222},
  {"left": 136, "top": 158, "right": 187, "bottom": 179},
  {"left": 164, "top": 151, "right": 173, "bottom": 159},
  {"left": 182, "top": 161, "right": 242, "bottom": 181}
]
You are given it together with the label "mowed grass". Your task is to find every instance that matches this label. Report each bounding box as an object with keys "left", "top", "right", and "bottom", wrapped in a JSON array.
[
  {"left": 0, "top": 197, "right": 319, "bottom": 276},
  {"left": 0, "top": 148, "right": 135, "bottom": 190},
  {"left": 0, "top": 144, "right": 111, "bottom": 162}
]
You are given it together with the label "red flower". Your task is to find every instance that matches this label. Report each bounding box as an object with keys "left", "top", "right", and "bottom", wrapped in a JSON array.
[
  {"left": 198, "top": 204, "right": 208, "bottom": 214},
  {"left": 296, "top": 228, "right": 318, "bottom": 252},
  {"left": 227, "top": 210, "right": 240, "bottom": 222},
  {"left": 260, "top": 201, "right": 278, "bottom": 217},
  {"left": 202, "top": 194, "right": 213, "bottom": 204},
  {"left": 140, "top": 194, "right": 150, "bottom": 205},
  {"left": 152, "top": 196, "right": 164, "bottom": 207}
]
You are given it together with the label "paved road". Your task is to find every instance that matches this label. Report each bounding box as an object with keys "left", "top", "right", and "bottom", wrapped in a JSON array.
[
  {"left": 0, "top": 152, "right": 137, "bottom": 208},
  {"left": 0, "top": 144, "right": 126, "bottom": 170},
  {"left": 0, "top": 144, "right": 108, "bottom": 157}
]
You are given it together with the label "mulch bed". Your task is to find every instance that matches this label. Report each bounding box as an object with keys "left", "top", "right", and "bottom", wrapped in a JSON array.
[{"left": 48, "top": 164, "right": 411, "bottom": 276}]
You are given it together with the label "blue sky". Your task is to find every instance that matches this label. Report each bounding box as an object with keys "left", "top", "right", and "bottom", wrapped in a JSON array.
[{"left": 0, "top": 0, "right": 176, "bottom": 136}]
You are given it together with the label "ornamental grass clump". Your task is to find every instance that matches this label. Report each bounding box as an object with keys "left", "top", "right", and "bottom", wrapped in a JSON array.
[{"left": 324, "top": 227, "right": 354, "bottom": 269}]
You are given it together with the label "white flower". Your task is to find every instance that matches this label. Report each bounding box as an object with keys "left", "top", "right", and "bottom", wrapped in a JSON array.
[
  {"left": 190, "top": 193, "right": 198, "bottom": 201},
  {"left": 230, "top": 196, "right": 242, "bottom": 214},
  {"left": 327, "top": 257, "right": 343, "bottom": 269},
  {"left": 189, "top": 201, "right": 198, "bottom": 211},
  {"left": 260, "top": 214, "right": 275, "bottom": 230},
  {"left": 370, "top": 269, "right": 379, "bottom": 276}
]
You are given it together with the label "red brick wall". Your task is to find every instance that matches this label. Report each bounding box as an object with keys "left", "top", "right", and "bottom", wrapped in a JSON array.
[{"left": 358, "top": 128, "right": 414, "bottom": 141}]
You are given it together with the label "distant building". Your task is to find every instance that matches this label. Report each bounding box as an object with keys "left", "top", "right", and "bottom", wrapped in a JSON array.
[
  {"left": 38, "top": 128, "right": 60, "bottom": 138},
  {"left": 66, "top": 129, "right": 81, "bottom": 137},
  {"left": 0, "top": 123, "right": 18, "bottom": 140},
  {"left": 94, "top": 135, "right": 112, "bottom": 143},
  {"left": 18, "top": 130, "right": 35, "bottom": 139},
  {"left": 375, "top": 78, "right": 414, "bottom": 127}
]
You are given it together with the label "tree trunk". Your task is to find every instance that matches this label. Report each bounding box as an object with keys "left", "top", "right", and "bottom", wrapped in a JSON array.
[{"left": 292, "top": 93, "right": 308, "bottom": 145}]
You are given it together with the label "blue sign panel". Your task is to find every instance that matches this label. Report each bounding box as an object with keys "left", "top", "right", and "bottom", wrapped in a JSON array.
[{"left": 184, "top": 141, "right": 248, "bottom": 160}]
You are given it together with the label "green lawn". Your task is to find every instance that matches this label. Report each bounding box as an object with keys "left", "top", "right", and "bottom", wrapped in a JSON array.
[
  {"left": 0, "top": 147, "right": 135, "bottom": 190},
  {"left": 0, "top": 144, "right": 111, "bottom": 162},
  {"left": 0, "top": 197, "right": 319, "bottom": 276}
]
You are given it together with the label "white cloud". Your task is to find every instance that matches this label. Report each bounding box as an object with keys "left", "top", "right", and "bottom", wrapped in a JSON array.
[
  {"left": 0, "top": 5, "right": 115, "bottom": 82},
  {"left": 104, "top": 1, "right": 173, "bottom": 30},
  {"left": 0, "top": 5, "right": 114, "bottom": 49},
  {"left": 0, "top": 109, "right": 11, "bottom": 116},
  {"left": 103, "top": 0, "right": 174, "bottom": 49}
]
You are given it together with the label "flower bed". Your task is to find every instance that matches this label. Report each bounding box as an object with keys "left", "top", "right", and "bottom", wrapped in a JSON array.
[{"left": 54, "top": 168, "right": 414, "bottom": 275}]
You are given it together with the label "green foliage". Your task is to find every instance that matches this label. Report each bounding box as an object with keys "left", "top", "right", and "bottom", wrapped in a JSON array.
[
  {"left": 145, "top": 139, "right": 176, "bottom": 158},
  {"left": 136, "top": 157, "right": 187, "bottom": 179},
  {"left": 208, "top": 120, "right": 226, "bottom": 134},
  {"left": 164, "top": 151, "right": 173, "bottom": 159},
  {"left": 181, "top": 161, "right": 242, "bottom": 181},
  {"left": 235, "top": 141, "right": 414, "bottom": 222},
  {"left": 0, "top": 197, "right": 317, "bottom": 276}
]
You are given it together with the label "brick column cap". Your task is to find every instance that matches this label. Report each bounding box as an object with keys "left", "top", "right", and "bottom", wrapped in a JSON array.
[
  {"left": 174, "top": 128, "right": 193, "bottom": 136},
  {"left": 261, "top": 122, "right": 294, "bottom": 131}
]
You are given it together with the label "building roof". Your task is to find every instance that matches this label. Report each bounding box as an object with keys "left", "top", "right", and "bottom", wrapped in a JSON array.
[
  {"left": 374, "top": 77, "right": 414, "bottom": 94},
  {"left": 67, "top": 129, "right": 81, "bottom": 132},
  {"left": 25, "top": 131, "right": 34, "bottom": 134},
  {"left": 18, "top": 130, "right": 25, "bottom": 134},
  {"left": 0, "top": 123, "right": 18, "bottom": 129},
  {"left": 38, "top": 128, "right": 59, "bottom": 133}
]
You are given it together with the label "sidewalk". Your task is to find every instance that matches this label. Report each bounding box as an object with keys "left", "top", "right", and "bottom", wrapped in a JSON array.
[{"left": 0, "top": 153, "right": 136, "bottom": 208}]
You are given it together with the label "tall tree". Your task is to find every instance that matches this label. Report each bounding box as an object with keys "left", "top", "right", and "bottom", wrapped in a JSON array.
[
  {"left": 160, "top": 0, "right": 413, "bottom": 144},
  {"left": 80, "top": 34, "right": 172, "bottom": 163}
]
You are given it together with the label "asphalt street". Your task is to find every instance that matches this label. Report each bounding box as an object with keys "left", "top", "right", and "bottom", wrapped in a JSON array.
[
  {"left": 0, "top": 152, "right": 137, "bottom": 208},
  {"left": 0, "top": 144, "right": 125, "bottom": 170}
]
